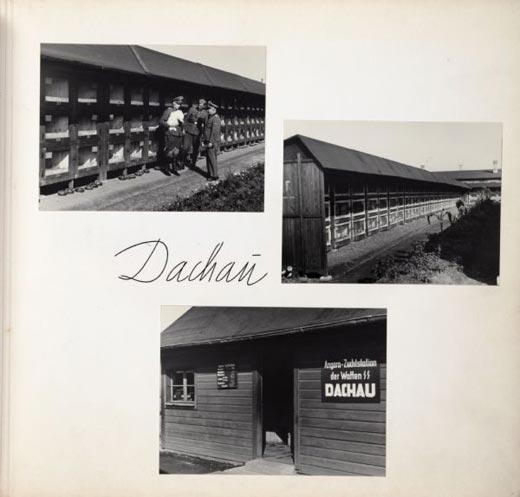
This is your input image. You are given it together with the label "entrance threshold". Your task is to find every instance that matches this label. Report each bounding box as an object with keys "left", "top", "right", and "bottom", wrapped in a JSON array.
[{"left": 218, "top": 458, "right": 296, "bottom": 475}]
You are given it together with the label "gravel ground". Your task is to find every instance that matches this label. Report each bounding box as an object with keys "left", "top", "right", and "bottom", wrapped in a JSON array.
[{"left": 40, "top": 143, "right": 264, "bottom": 211}]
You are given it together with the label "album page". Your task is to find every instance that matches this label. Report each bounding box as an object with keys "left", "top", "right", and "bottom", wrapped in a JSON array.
[{"left": 2, "top": 1, "right": 520, "bottom": 496}]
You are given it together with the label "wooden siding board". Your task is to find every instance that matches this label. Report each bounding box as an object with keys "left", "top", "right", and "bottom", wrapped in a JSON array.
[
  {"left": 164, "top": 414, "right": 252, "bottom": 431},
  {"left": 165, "top": 410, "right": 251, "bottom": 423},
  {"left": 299, "top": 408, "right": 385, "bottom": 423},
  {"left": 196, "top": 388, "right": 253, "bottom": 396},
  {"left": 300, "top": 417, "right": 385, "bottom": 433},
  {"left": 163, "top": 429, "right": 252, "bottom": 447},
  {"left": 299, "top": 454, "right": 385, "bottom": 476},
  {"left": 196, "top": 396, "right": 251, "bottom": 406},
  {"left": 300, "top": 426, "right": 385, "bottom": 445},
  {"left": 185, "top": 404, "right": 252, "bottom": 415},
  {"left": 282, "top": 159, "right": 327, "bottom": 274},
  {"left": 300, "top": 435, "right": 385, "bottom": 456},
  {"left": 300, "top": 399, "right": 386, "bottom": 412},
  {"left": 164, "top": 436, "right": 252, "bottom": 456},
  {"left": 163, "top": 440, "right": 251, "bottom": 463},
  {"left": 300, "top": 446, "right": 385, "bottom": 468},
  {"left": 298, "top": 464, "right": 363, "bottom": 476},
  {"left": 294, "top": 368, "right": 301, "bottom": 471},
  {"left": 164, "top": 424, "right": 252, "bottom": 440},
  {"left": 296, "top": 361, "right": 386, "bottom": 475}
]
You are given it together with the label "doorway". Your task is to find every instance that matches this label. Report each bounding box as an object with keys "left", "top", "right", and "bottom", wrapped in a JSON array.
[{"left": 261, "top": 358, "right": 294, "bottom": 464}]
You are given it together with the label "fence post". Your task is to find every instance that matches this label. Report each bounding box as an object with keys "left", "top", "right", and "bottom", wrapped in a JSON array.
[
  {"left": 123, "top": 121, "right": 130, "bottom": 176},
  {"left": 99, "top": 123, "right": 108, "bottom": 181},
  {"left": 69, "top": 124, "right": 78, "bottom": 189},
  {"left": 143, "top": 121, "right": 150, "bottom": 168}
]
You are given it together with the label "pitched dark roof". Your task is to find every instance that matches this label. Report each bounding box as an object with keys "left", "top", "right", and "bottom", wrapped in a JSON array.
[
  {"left": 436, "top": 169, "right": 502, "bottom": 181},
  {"left": 41, "top": 44, "right": 147, "bottom": 75},
  {"left": 285, "top": 134, "right": 469, "bottom": 190},
  {"left": 458, "top": 181, "right": 502, "bottom": 189},
  {"left": 161, "top": 307, "right": 386, "bottom": 348},
  {"left": 41, "top": 44, "right": 266, "bottom": 96}
]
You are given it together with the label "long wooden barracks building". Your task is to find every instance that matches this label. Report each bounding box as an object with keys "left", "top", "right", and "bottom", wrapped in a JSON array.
[
  {"left": 40, "top": 44, "right": 265, "bottom": 191},
  {"left": 283, "top": 134, "right": 470, "bottom": 275},
  {"left": 160, "top": 306, "right": 387, "bottom": 476},
  {"left": 436, "top": 168, "right": 502, "bottom": 201}
]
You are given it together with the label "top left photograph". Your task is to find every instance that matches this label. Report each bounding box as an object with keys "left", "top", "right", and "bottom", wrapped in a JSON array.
[{"left": 38, "top": 44, "right": 266, "bottom": 212}]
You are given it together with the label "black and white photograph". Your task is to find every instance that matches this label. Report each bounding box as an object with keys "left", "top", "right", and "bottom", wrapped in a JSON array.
[
  {"left": 39, "top": 44, "right": 266, "bottom": 211},
  {"left": 159, "top": 306, "right": 387, "bottom": 476},
  {"left": 282, "top": 121, "right": 502, "bottom": 285}
]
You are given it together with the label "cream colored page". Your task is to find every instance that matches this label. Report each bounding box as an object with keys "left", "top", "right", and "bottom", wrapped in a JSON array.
[{"left": 6, "top": 0, "right": 520, "bottom": 496}]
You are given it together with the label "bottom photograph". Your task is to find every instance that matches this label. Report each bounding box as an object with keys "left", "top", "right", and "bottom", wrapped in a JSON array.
[{"left": 159, "top": 306, "right": 387, "bottom": 476}]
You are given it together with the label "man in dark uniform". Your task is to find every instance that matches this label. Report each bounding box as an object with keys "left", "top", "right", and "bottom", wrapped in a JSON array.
[
  {"left": 159, "top": 96, "right": 184, "bottom": 174},
  {"left": 196, "top": 99, "right": 209, "bottom": 159},
  {"left": 183, "top": 98, "right": 207, "bottom": 169},
  {"left": 204, "top": 101, "right": 221, "bottom": 181}
]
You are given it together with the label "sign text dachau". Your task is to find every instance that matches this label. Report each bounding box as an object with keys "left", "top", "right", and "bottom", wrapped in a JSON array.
[{"left": 321, "top": 359, "right": 381, "bottom": 403}]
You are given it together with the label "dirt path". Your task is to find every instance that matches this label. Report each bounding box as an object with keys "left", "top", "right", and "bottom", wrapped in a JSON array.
[
  {"left": 40, "top": 144, "right": 264, "bottom": 211},
  {"left": 327, "top": 209, "right": 458, "bottom": 282}
]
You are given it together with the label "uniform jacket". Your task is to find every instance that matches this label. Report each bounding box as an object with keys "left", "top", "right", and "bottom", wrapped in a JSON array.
[
  {"left": 159, "top": 107, "right": 184, "bottom": 136},
  {"left": 197, "top": 109, "right": 208, "bottom": 135},
  {"left": 184, "top": 105, "right": 199, "bottom": 135},
  {"left": 205, "top": 113, "right": 221, "bottom": 145}
]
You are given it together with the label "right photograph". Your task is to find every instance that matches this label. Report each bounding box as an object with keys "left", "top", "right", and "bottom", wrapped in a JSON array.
[{"left": 282, "top": 121, "right": 502, "bottom": 285}]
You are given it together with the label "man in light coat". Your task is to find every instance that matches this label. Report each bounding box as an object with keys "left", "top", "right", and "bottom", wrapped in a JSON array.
[{"left": 159, "top": 96, "right": 184, "bottom": 174}]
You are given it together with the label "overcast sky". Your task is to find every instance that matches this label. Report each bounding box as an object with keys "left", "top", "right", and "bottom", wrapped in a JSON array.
[
  {"left": 143, "top": 45, "right": 265, "bottom": 82},
  {"left": 160, "top": 306, "right": 190, "bottom": 332},
  {"left": 284, "top": 121, "right": 502, "bottom": 172}
]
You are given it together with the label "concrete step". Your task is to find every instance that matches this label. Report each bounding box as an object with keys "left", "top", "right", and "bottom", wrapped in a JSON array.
[{"left": 218, "top": 457, "right": 297, "bottom": 475}]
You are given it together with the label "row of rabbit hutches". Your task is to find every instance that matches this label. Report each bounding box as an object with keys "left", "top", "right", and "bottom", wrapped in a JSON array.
[
  {"left": 160, "top": 307, "right": 387, "bottom": 476},
  {"left": 39, "top": 44, "right": 266, "bottom": 190},
  {"left": 282, "top": 135, "right": 470, "bottom": 275}
]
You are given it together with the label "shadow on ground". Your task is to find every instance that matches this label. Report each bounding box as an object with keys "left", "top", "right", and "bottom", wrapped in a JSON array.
[{"left": 159, "top": 452, "right": 239, "bottom": 474}]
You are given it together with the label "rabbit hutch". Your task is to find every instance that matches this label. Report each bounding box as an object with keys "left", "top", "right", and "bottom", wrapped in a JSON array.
[
  {"left": 40, "top": 44, "right": 265, "bottom": 192},
  {"left": 282, "top": 134, "right": 469, "bottom": 276}
]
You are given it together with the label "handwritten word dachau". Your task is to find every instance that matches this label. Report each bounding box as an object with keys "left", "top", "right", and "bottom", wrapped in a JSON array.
[{"left": 114, "top": 240, "right": 268, "bottom": 286}]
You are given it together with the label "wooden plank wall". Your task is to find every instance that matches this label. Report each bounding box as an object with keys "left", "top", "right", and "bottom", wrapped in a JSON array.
[
  {"left": 282, "top": 158, "right": 327, "bottom": 274},
  {"left": 40, "top": 59, "right": 265, "bottom": 190},
  {"left": 161, "top": 346, "right": 257, "bottom": 464},
  {"left": 162, "top": 369, "right": 255, "bottom": 463},
  {"left": 295, "top": 364, "right": 386, "bottom": 476}
]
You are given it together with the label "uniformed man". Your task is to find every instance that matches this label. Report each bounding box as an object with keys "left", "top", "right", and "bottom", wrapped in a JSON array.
[
  {"left": 204, "top": 101, "right": 221, "bottom": 181},
  {"left": 159, "top": 96, "right": 184, "bottom": 174},
  {"left": 196, "top": 99, "right": 209, "bottom": 157},
  {"left": 182, "top": 98, "right": 207, "bottom": 169}
]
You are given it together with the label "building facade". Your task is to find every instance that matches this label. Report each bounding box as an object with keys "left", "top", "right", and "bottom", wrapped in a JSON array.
[
  {"left": 160, "top": 307, "right": 387, "bottom": 476},
  {"left": 40, "top": 44, "right": 265, "bottom": 191},
  {"left": 283, "top": 135, "right": 469, "bottom": 275},
  {"left": 436, "top": 169, "right": 502, "bottom": 203}
]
